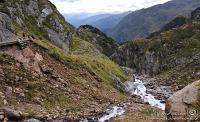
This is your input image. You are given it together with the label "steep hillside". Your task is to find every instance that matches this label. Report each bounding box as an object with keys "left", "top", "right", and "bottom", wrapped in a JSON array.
[
  {"left": 0, "top": 42, "right": 127, "bottom": 121},
  {"left": 0, "top": 0, "right": 75, "bottom": 52},
  {"left": 0, "top": 0, "right": 129, "bottom": 121},
  {"left": 112, "top": 7, "right": 200, "bottom": 89},
  {"left": 109, "top": 0, "right": 200, "bottom": 43},
  {"left": 76, "top": 25, "right": 119, "bottom": 56}
]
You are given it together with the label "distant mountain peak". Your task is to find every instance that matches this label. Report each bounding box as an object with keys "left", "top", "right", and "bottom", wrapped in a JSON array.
[{"left": 107, "top": 0, "right": 200, "bottom": 42}]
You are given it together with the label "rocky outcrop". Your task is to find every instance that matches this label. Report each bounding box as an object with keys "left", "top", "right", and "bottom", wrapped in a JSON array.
[
  {"left": 0, "top": 12, "right": 17, "bottom": 42},
  {"left": 165, "top": 80, "right": 200, "bottom": 121},
  {"left": 4, "top": 45, "right": 43, "bottom": 74},
  {"left": 0, "top": 0, "right": 74, "bottom": 52},
  {"left": 191, "top": 7, "right": 200, "bottom": 22},
  {"left": 111, "top": 40, "right": 161, "bottom": 76},
  {"left": 112, "top": 8, "right": 200, "bottom": 78}
]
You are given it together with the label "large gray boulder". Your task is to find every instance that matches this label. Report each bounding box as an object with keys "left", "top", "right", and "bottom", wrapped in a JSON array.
[{"left": 165, "top": 80, "right": 200, "bottom": 122}]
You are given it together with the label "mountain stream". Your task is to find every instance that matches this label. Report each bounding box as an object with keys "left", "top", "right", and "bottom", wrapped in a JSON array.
[{"left": 80, "top": 75, "right": 171, "bottom": 122}]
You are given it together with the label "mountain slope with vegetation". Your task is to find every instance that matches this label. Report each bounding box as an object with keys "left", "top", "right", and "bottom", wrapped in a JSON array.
[
  {"left": 109, "top": 0, "right": 200, "bottom": 42},
  {"left": 112, "top": 7, "right": 200, "bottom": 89},
  {"left": 0, "top": 0, "right": 129, "bottom": 121},
  {"left": 76, "top": 25, "right": 119, "bottom": 56}
]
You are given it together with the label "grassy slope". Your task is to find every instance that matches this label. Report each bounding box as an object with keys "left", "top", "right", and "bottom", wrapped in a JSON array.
[
  {"left": 77, "top": 25, "right": 119, "bottom": 56},
  {"left": 32, "top": 36, "right": 128, "bottom": 83},
  {"left": 4, "top": 0, "right": 129, "bottom": 117},
  {"left": 0, "top": 47, "right": 127, "bottom": 119}
]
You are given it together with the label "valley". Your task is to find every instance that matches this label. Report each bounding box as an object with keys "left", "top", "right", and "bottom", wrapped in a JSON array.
[{"left": 0, "top": 0, "right": 200, "bottom": 122}]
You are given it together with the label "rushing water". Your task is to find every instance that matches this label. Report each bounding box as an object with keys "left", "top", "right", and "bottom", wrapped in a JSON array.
[
  {"left": 98, "top": 106, "right": 125, "bottom": 122},
  {"left": 124, "top": 78, "right": 165, "bottom": 110},
  {"left": 80, "top": 77, "right": 166, "bottom": 122}
]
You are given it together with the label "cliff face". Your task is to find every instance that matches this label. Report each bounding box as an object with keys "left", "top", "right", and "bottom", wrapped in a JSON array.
[
  {"left": 0, "top": 12, "right": 17, "bottom": 42},
  {"left": 0, "top": 0, "right": 75, "bottom": 51},
  {"left": 112, "top": 8, "right": 200, "bottom": 86},
  {"left": 112, "top": 40, "right": 160, "bottom": 76}
]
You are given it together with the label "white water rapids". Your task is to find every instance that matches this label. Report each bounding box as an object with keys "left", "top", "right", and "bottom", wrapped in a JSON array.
[
  {"left": 98, "top": 106, "right": 125, "bottom": 122},
  {"left": 124, "top": 78, "right": 165, "bottom": 110},
  {"left": 81, "top": 77, "right": 166, "bottom": 122},
  {"left": 98, "top": 78, "right": 165, "bottom": 122}
]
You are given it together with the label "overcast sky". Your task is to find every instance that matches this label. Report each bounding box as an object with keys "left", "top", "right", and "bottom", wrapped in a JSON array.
[{"left": 49, "top": 0, "right": 171, "bottom": 14}]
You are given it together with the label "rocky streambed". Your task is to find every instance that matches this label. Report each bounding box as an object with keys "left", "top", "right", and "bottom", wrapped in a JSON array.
[
  {"left": 80, "top": 74, "right": 173, "bottom": 122},
  {"left": 0, "top": 74, "right": 173, "bottom": 122}
]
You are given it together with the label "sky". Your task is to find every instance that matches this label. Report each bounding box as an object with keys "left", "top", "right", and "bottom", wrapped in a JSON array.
[{"left": 49, "top": 0, "right": 171, "bottom": 14}]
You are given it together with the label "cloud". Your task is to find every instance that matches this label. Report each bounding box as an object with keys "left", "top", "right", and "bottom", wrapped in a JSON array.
[{"left": 49, "top": 0, "right": 171, "bottom": 14}]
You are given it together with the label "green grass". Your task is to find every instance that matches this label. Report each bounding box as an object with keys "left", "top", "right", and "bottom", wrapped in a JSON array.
[
  {"left": 69, "top": 36, "right": 81, "bottom": 52},
  {"left": 24, "top": 80, "right": 81, "bottom": 112},
  {"left": 44, "top": 94, "right": 80, "bottom": 112},
  {"left": 70, "top": 54, "right": 128, "bottom": 84},
  {"left": 10, "top": 1, "right": 125, "bottom": 84},
  {"left": 32, "top": 38, "right": 128, "bottom": 85}
]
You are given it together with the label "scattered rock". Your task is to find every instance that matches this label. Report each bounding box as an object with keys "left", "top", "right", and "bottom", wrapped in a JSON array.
[
  {"left": 3, "top": 99, "right": 8, "bottom": 105},
  {"left": 34, "top": 53, "right": 43, "bottom": 62},
  {"left": 40, "top": 64, "right": 52, "bottom": 74},
  {"left": 112, "top": 75, "right": 127, "bottom": 92},
  {"left": 5, "top": 86, "right": 12, "bottom": 98},
  {"left": 51, "top": 71, "right": 58, "bottom": 79},
  {"left": 22, "top": 48, "right": 35, "bottom": 58},
  {"left": 15, "top": 76, "right": 20, "bottom": 81},
  {"left": 23, "top": 118, "right": 41, "bottom": 122},
  {"left": 0, "top": 92, "right": 5, "bottom": 98},
  {"left": 3, "top": 107, "right": 24, "bottom": 121},
  {"left": 0, "top": 112, "right": 4, "bottom": 121}
]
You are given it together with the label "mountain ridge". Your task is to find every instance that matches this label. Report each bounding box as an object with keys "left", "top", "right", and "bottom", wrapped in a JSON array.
[{"left": 108, "top": 0, "right": 200, "bottom": 42}]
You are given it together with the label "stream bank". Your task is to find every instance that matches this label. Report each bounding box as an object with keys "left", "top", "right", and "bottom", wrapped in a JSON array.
[{"left": 80, "top": 73, "right": 173, "bottom": 122}]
